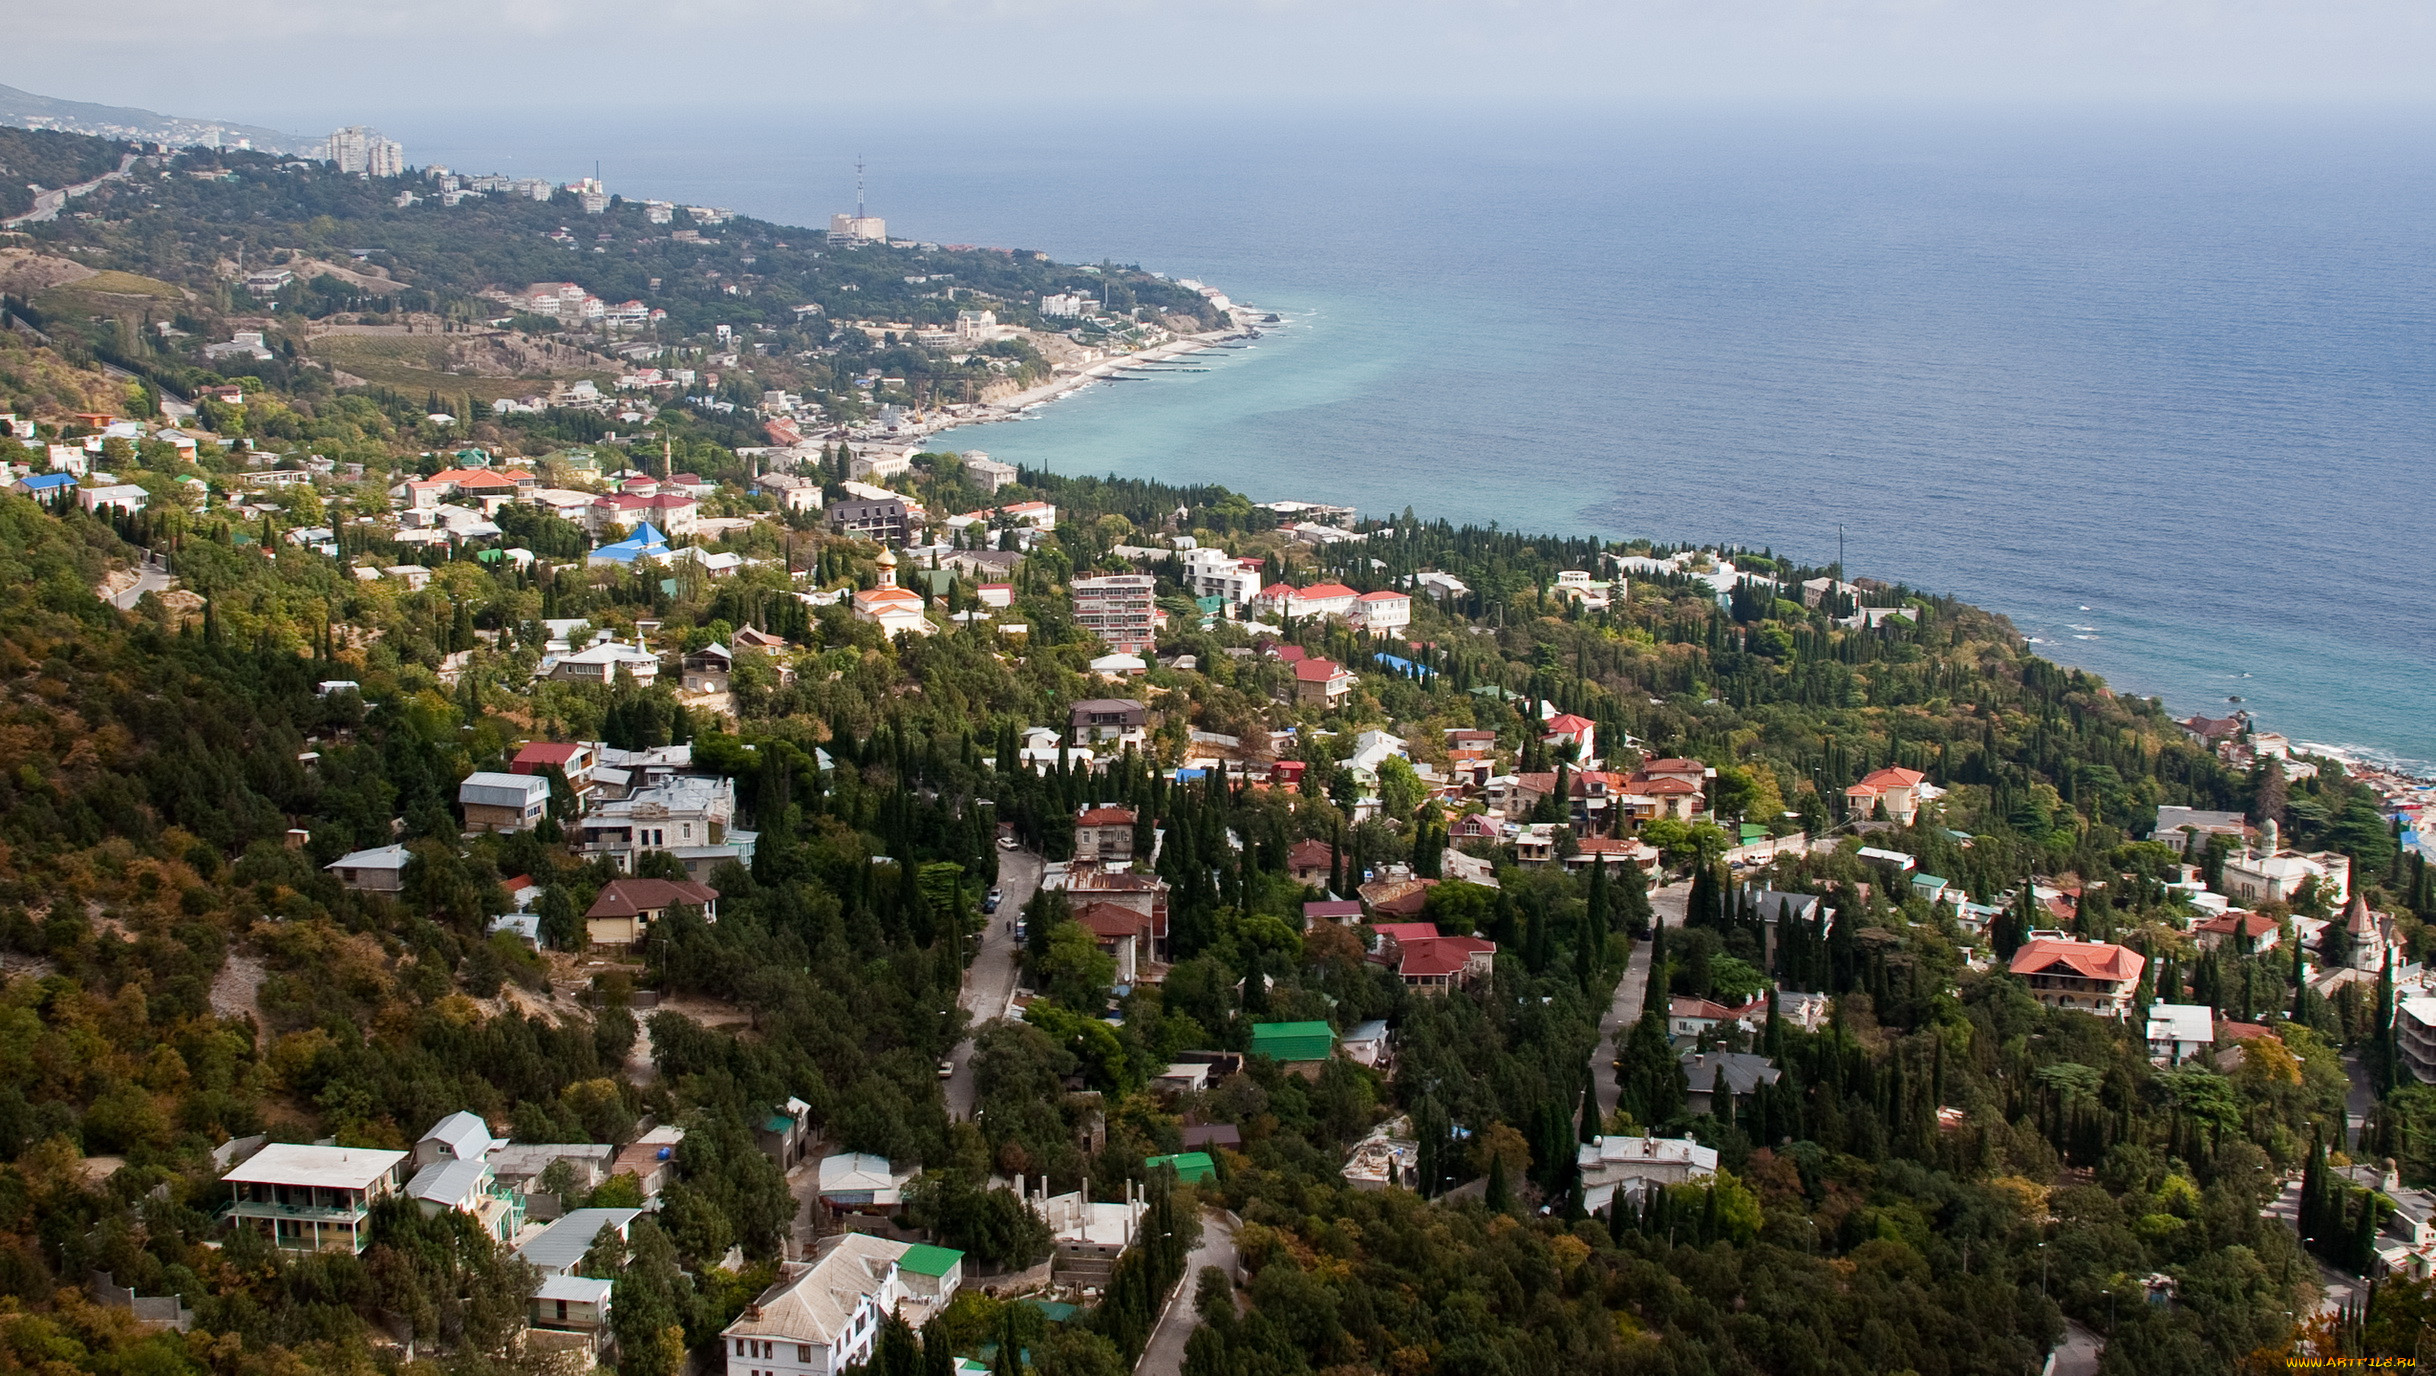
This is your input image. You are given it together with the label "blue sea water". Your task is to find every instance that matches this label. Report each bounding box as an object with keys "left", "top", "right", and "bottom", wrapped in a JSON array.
[{"left": 405, "top": 104, "right": 2436, "bottom": 770}]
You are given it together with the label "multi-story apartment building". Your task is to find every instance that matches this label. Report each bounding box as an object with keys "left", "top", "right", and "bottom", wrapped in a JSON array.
[{"left": 1073, "top": 574, "right": 1156, "bottom": 654}]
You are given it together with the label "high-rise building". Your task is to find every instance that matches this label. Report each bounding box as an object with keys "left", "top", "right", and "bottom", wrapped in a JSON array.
[
  {"left": 328, "top": 126, "right": 405, "bottom": 176},
  {"left": 827, "top": 213, "right": 886, "bottom": 246},
  {"left": 326, "top": 126, "right": 372, "bottom": 173},
  {"left": 1072, "top": 575, "right": 1157, "bottom": 655}
]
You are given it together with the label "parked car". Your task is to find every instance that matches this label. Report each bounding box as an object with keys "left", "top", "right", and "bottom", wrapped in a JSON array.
[
  {"left": 997, "top": 836, "right": 1018, "bottom": 850},
  {"left": 984, "top": 889, "right": 1003, "bottom": 913},
  {"left": 937, "top": 1059, "right": 955, "bottom": 1079}
]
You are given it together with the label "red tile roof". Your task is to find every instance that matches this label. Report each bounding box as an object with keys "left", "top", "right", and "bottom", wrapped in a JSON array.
[
  {"left": 513, "top": 742, "right": 586, "bottom": 769},
  {"left": 1545, "top": 713, "right": 1595, "bottom": 735},
  {"left": 1397, "top": 934, "right": 1496, "bottom": 978},
  {"left": 1669, "top": 996, "right": 1740, "bottom": 1022},
  {"left": 1297, "top": 583, "right": 1357, "bottom": 600},
  {"left": 2195, "top": 910, "right": 2276, "bottom": 939},
  {"left": 2007, "top": 936, "right": 2144, "bottom": 983},
  {"left": 1076, "top": 807, "right": 1137, "bottom": 828},
  {"left": 1849, "top": 766, "right": 1927, "bottom": 794},
  {"left": 1074, "top": 902, "right": 1154, "bottom": 939},
  {"left": 1293, "top": 658, "right": 1349, "bottom": 682},
  {"left": 585, "top": 878, "right": 718, "bottom": 918}
]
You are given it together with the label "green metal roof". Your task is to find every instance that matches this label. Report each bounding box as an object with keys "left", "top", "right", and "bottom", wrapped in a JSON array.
[
  {"left": 1250, "top": 1020, "right": 1335, "bottom": 1063},
  {"left": 896, "top": 1243, "right": 963, "bottom": 1276},
  {"left": 1146, "top": 1152, "right": 1218, "bottom": 1183}
]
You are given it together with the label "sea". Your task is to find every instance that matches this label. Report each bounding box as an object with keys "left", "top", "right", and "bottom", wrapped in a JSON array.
[{"left": 401, "top": 103, "right": 2436, "bottom": 772}]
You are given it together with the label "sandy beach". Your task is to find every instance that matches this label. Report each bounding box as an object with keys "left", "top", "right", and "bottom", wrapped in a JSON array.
[{"left": 888, "top": 313, "right": 1264, "bottom": 443}]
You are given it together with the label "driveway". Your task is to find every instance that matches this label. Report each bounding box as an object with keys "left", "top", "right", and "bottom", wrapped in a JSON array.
[
  {"left": 1134, "top": 1208, "right": 1237, "bottom": 1376},
  {"left": 110, "top": 550, "right": 177, "bottom": 610},
  {"left": 2049, "top": 1318, "right": 2104, "bottom": 1376},
  {"left": 944, "top": 847, "right": 1040, "bottom": 1121},
  {"left": 1595, "top": 878, "right": 1688, "bottom": 1122}
]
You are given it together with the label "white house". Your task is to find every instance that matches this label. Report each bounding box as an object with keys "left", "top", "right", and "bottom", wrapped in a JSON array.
[
  {"left": 1351, "top": 589, "right": 1411, "bottom": 635},
  {"left": 1576, "top": 1136, "right": 1718, "bottom": 1213},
  {"left": 722, "top": 1234, "right": 964, "bottom": 1376},
  {"left": 223, "top": 1144, "right": 410, "bottom": 1254},
  {"left": 2145, "top": 1003, "right": 2216, "bottom": 1066}
]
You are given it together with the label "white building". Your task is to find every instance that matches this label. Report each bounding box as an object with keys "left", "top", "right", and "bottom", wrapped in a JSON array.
[
  {"left": 1183, "top": 548, "right": 1265, "bottom": 607},
  {"left": 2221, "top": 822, "right": 2352, "bottom": 908},
  {"left": 458, "top": 771, "right": 552, "bottom": 833},
  {"left": 2145, "top": 1003, "right": 2216, "bottom": 1066},
  {"left": 827, "top": 213, "right": 887, "bottom": 246},
  {"left": 1352, "top": 589, "right": 1411, "bottom": 635},
  {"left": 961, "top": 452, "right": 1017, "bottom": 493},
  {"left": 1039, "top": 292, "right": 1092, "bottom": 319},
  {"left": 1576, "top": 1136, "right": 1718, "bottom": 1213},
  {"left": 223, "top": 1144, "right": 410, "bottom": 1253},
  {"left": 722, "top": 1234, "right": 963, "bottom": 1376}
]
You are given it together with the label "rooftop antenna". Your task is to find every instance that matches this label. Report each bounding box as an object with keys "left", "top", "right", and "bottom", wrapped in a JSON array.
[{"left": 855, "top": 156, "right": 866, "bottom": 220}]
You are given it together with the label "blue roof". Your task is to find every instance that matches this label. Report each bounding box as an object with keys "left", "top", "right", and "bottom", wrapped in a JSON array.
[
  {"left": 628, "top": 521, "right": 667, "bottom": 547},
  {"left": 17, "top": 473, "right": 76, "bottom": 491}
]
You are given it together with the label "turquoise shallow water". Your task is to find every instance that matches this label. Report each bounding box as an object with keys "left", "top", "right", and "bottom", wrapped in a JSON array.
[{"left": 409, "top": 105, "right": 2436, "bottom": 769}]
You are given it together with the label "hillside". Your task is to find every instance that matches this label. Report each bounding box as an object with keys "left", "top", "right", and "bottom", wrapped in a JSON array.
[{"left": 0, "top": 119, "right": 2425, "bottom": 1375}]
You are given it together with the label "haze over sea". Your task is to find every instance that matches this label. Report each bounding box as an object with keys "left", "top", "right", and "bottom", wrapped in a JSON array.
[{"left": 406, "top": 105, "right": 2436, "bottom": 771}]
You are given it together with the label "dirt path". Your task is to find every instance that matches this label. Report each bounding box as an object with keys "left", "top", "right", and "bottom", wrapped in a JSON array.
[{"left": 210, "top": 951, "right": 269, "bottom": 1042}]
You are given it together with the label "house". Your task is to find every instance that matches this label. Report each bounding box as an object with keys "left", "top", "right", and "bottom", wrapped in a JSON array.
[
  {"left": 1340, "top": 1019, "right": 1392, "bottom": 1068},
  {"left": 578, "top": 774, "right": 740, "bottom": 872},
  {"left": 1075, "top": 902, "right": 1160, "bottom": 984},
  {"left": 546, "top": 640, "right": 662, "bottom": 687},
  {"left": 2008, "top": 937, "right": 2146, "bottom": 1018},
  {"left": 222, "top": 1144, "right": 410, "bottom": 1254},
  {"left": 1072, "top": 574, "right": 1157, "bottom": 654},
  {"left": 755, "top": 1097, "right": 817, "bottom": 1171},
  {"left": 1074, "top": 806, "right": 1136, "bottom": 862},
  {"left": 2398, "top": 997, "right": 2436, "bottom": 1087},
  {"left": 1249, "top": 1021, "right": 1336, "bottom": 1076},
  {"left": 416, "top": 1110, "right": 500, "bottom": 1167},
  {"left": 2145, "top": 1003, "right": 2216, "bottom": 1066},
  {"left": 583, "top": 877, "right": 719, "bottom": 949},
  {"left": 488, "top": 1143, "right": 617, "bottom": 1198},
  {"left": 1179, "top": 1124, "right": 1242, "bottom": 1153},
  {"left": 682, "top": 643, "right": 736, "bottom": 694},
  {"left": 79, "top": 483, "right": 149, "bottom": 515},
  {"left": 517, "top": 1207, "right": 642, "bottom": 1277},
  {"left": 1303, "top": 899, "right": 1363, "bottom": 925},
  {"left": 1669, "top": 996, "right": 1739, "bottom": 1040},
  {"left": 1910, "top": 873, "right": 1958, "bottom": 906},
  {"left": 1844, "top": 766, "right": 1929, "bottom": 823},
  {"left": 511, "top": 741, "right": 597, "bottom": 798},
  {"left": 1292, "top": 658, "right": 1357, "bottom": 708},
  {"left": 1059, "top": 869, "right": 1170, "bottom": 960},
  {"left": 1542, "top": 713, "right": 1597, "bottom": 764},
  {"left": 2191, "top": 910, "right": 2280, "bottom": 954},
  {"left": 1680, "top": 1051, "right": 1781, "bottom": 1117},
  {"left": 458, "top": 771, "right": 552, "bottom": 833},
  {"left": 1370, "top": 923, "right": 1497, "bottom": 992},
  {"left": 609, "top": 1125, "right": 686, "bottom": 1201},
  {"left": 1577, "top": 1136, "right": 1718, "bottom": 1212},
  {"left": 403, "top": 1155, "right": 523, "bottom": 1241},
  {"left": 1287, "top": 839, "right": 1338, "bottom": 887},
  {"left": 1254, "top": 581, "right": 1359, "bottom": 621},
  {"left": 816, "top": 1152, "right": 915, "bottom": 1209},
  {"left": 527, "top": 1274, "right": 614, "bottom": 1363},
  {"left": 1088, "top": 652, "right": 1147, "bottom": 677},
  {"left": 12, "top": 472, "right": 76, "bottom": 502},
  {"left": 827, "top": 494, "right": 912, "bottom": 544},
  {"left": 756, "top": 472, "right": 824, "bottom": 512},
  {"left": 1565, "top": 836, "right": 1661, "bottom": 873},
  {"left": 1069, "top": 698, "right": 1149, "bottom": 749},
  {"left": 1351, "top": 589, "right": 1411, "bottom": 635},
  {"left": 325, "top": 844, "right": 412, "bottom": 892},
  {"left": 2151, "top": 806, "right": 2250, "bottom": 855}
]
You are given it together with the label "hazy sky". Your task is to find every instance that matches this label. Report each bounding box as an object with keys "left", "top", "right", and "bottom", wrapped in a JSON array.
[{"left": 13, "top": 0, "right": 2432, "bottom": 134}]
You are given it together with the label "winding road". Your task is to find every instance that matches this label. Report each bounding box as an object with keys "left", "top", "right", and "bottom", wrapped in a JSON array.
[
  {"left": 3, "top": 153, "right": 139, "bottom": 229},
  {"left": 1135, "top": 1208, "right": 1239, "bottom": 1376},
  {"left": 110, "top": 550, "right": 176, "bottom": 610}
]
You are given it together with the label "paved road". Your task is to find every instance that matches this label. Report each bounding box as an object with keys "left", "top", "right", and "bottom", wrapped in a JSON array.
[
  {"left": 110, "top": 551, "right": 177, "bottom": 610},
  {"left": 2263, "top": 1175, "right": 2366, "bottom": 1316},
  {"left": 1595, "top": 878, "right": 1689, "bottom": 1123},
  {"left": 3, "top": 153, "right": 138, "bottom": 229},
  {"left": 2342, "top": 1051, "right": 2377, "bottom": 1151},
  {"left": 944, "top": 847, "right": 1041, "bottom": 1121},
  {"left": 2048, "top": 1318, "right": 2104, "bottom": 1376},
  {"left": 1135, "top": 1208, "right": 1238, "bottom": 1376}
]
